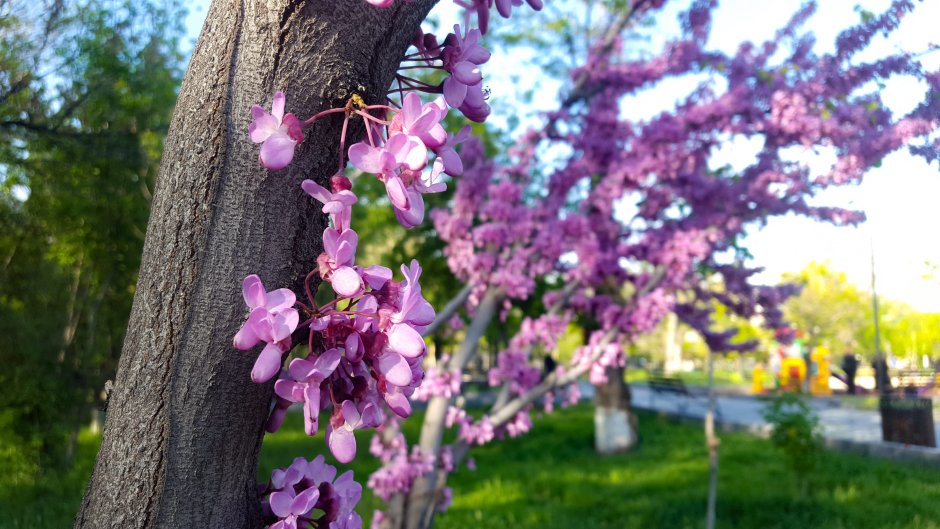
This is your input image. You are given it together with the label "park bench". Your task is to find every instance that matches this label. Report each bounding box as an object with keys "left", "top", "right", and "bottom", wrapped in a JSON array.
[
  {"left": 896, "top": 369, "right": 937, "bottom": 397},
  {"left": 647, "top": 374, "right": 721, "bottom": 419}
]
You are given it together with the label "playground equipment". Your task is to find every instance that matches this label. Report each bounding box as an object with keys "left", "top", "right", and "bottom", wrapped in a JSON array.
[
  {"left": 809, "top": 346, "right": 832, "bottom": 396},
  {"left": 779, "top": 356, "right": 806, "bottom": 392},
  {"left": 751, "top": 364, "right": 765, "bottom": 394}
]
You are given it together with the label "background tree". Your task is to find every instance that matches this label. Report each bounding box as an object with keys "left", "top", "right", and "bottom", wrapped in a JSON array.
[
  {"left": 0, "top": 0, "right": 183, "bottom": 472},
  {"left": 783, "top": 261, "right": 940, "bottom": 365}
]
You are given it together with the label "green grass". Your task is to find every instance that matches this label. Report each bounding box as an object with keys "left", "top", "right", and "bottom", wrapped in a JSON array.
[
  {"left": 627, "top": 369, "right": 748, "bottom": 389},
  {"left": 4, "top": 405, "right": 940, "bottom": 529}
]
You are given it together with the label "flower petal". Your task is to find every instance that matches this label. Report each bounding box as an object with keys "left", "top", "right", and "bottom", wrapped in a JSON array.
[
  {"left": 274, "top": 379, "right": 303, "bottom": 402},
  {"left": 269, "top": 490, "right": 294, "bottom": 518},
  {"left": 326, "top": 424, "right": 357, "bottom": 464},
  {"left": 384, "top": 389, "right": 412, "bottom": 418},
  {"left": 401, "top": 92, "right": 423, "bottom": 129},
  {"left": 313, "top": 347, "right": 342, "bottom": 380},
  {"left": 443, "top": 77, "right": 468, "bottom": 108},
  {"left": 260, "top": 134, "right": 298, "bottom": 170},
  {"left": 394, "top": 190, "right": 425, "bottom": 228},
  {"left": 387, "top": 323, "right": 426, "bottom": 359},
  {"left": 453, "top": 61, "right": 483, "bottom": 85},
  {"left": 377, "top": 350, "right": 412, "bottom": 386},
  {"left": 265, "top": 288, "right": 296, "bottom": 312},
  {"left": 384, "top": 175, "right": 410, "bottom": 210},
  {"left": 331, "top": 266, "right": 364, "bottom": 297},
  {"left": 290, "top": 486, "right": 320, "bottom": 516},
  {"left": 272, "top": 308, "right": 299, "bottom": 342},
  {"left": 301, "top": 179, "right": 331, "bottom": 204},
  {"left": 348, "top": 142, "right": 384, "bottom": 174},
  {"left": 242, "top": 275, "right": 266, "bottom": 309},
  {"left": 362, "top": 265, "right": 392, "bottom": 290},
  {"left": 249, "top": 112, "right": 279, "bottom": 143},
  {"left": 303, "top": 385, "right": 321, "bottom": 436},
  {"left": 271, "top": 91, "right": 286, "bottom": 123},
  {"left": 251, "top": 342, "right": 284, "bottom": 383}
]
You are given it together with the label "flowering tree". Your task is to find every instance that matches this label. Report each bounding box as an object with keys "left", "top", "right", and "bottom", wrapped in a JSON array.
[
  {"left": 361, "top": 1, "right": 940, "bottom": 529},
  {"left": 75, "top": 0, "right": 938, "bottom": 528}
]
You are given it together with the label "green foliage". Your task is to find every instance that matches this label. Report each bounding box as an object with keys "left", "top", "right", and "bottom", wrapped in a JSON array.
[
  {"left": 783, "top": 261, "right": 940, "bottom": 362},
  {"left": 761, "top": 393, "right": 822, "bottom": 494},
  {"left": 0, "top": 0, "right": 183, "bottom": 471}
]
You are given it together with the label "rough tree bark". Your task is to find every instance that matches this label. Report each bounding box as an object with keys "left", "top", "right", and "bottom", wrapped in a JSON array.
[{"left": 74, "top": 1, "right": 435, "bottom": 527}]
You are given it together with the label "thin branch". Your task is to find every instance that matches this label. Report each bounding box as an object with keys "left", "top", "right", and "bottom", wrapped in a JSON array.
[{"left": 422, "top": 283, "right": 473, "bottom": 338}]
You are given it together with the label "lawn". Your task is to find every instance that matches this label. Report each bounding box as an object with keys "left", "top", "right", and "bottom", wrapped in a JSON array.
[
  {"left": 627, "top": 369, "right": 748, "bottom": 389},
  {"left": 3, "top": 404, "right": 940, "bottom": 529}
]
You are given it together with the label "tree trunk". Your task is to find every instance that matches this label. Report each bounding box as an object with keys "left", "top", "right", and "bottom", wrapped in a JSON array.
[
  {"left": 74, "top": 1, "right": 435, "bottom": 527},
  {"left": 705, "top": 351, "right": 720, "bottom": 529},
  {"left": 594, "top": 366, "right": 637, "bottom": 454},
  {"left": 387, "top": 289, "right": 501, "bottom": 529},
  {"left": 663, "top": 311, "right": 682, "bottom": 374}
]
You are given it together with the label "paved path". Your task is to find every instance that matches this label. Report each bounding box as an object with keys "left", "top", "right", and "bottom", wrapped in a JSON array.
[{"left": 581, "top": 382, "right": 940, "bottom": 464}]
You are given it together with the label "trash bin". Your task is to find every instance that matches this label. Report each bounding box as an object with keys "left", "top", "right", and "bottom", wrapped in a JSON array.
[{"left": 879, "top": 396, "right": 936, "bottom": 447}]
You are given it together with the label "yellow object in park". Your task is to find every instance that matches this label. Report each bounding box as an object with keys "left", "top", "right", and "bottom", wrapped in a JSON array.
[
  {"left": 752, "top": 364, "right": 765, "bottom": 394},
  {"left": 779, "top": 357, "right": 806, "bottom": 391},
  {"left": 810, "top": 346, "right": 832, "bottom": 395}
]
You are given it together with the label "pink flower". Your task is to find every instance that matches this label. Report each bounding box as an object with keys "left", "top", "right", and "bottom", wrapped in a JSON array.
[
  {"left": 301, "top": 179, "right": 357, "bottom": 231},
  {"left": 394, "top": 188, "right": 426, "bottom": 228},
  {"left": 393, "top": 260, "right": 435, "bottom": 327},
  {"left": 233, "top": 275, "right": 299, "bottom": 383},
  {"left": 249, "top": 91, "right": 304, "bottom": 170},
  {"left": 433, "top": 126, "right": 471, "bottom": 176},
  {"left": 318, "top": 227, "right": 364, "bottom": 297},
  {"left": 441, "top": 24, "right": 491, "bottom": 121},
  {"left": 269, "top": 485, "right": 320, "bottom": 529},
  {"left": 390, "top": 93, "right": 448, "bottom": 150},
  {"left": 326, "top": 400, "right": 383, "bottom": 463},
  {"left": 349, "top": 133, "right": 424, "bottom": 209},
  {"left": 274, "top": 348, "right": 342, "bottom": 436}
]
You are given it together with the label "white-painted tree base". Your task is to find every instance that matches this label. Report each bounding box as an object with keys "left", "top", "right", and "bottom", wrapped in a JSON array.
[{"left": 595, "top": 406, "right": 637, "bottom": 454}]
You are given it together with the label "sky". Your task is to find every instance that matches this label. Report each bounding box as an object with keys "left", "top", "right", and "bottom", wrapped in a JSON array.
[{"left": 183, "top": 0, "right": 940, "bottom": 312}]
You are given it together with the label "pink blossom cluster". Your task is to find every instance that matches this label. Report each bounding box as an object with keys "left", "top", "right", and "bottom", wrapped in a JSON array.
[
  {"left": 367, "top": 425, "right": 468, "bottom": 523},
  {"left": 542, "top": 374, "right": 582, "bottom": 414},
  {"left": 509, "top": 314, "right": 570, "bottom": 353},
  {"left": 454, "top": 409, "right": 533, "bottom": 446},
  {"left": 454, "top": 0, "right": 543, "bottom": 34},
  {"left": 348, "top": 93, "right": 466, "bottom": 228},
  {"left": 572, "top": 331, "right": 625, "bottom": 386},
  {"left": 366, "top": 430, "right": 434, "bottom": 502},
  {"left": 366, "top": 0, "right": 543, "bottom": 36},
  {"left": 236, "top": 238, "right": 434, "bottom": 465},
  {"left": 487, "top": 348, "right": 540, "bottom": 395},
  {"left": 412, "top": 356, "right": 462, "bottom": 401},
  {"left": 259, "top": 455, "right": 362, "bottom": 529},
  {"left": 248, "top": 90, "right": 466, "bottom": 229},
  {"left": 431, "top": 139, "right": 589, "bottom": 305}
]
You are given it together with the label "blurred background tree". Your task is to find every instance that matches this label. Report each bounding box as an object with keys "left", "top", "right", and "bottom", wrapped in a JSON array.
[
  {"left": 783, "top": 261, "right": 940, "bottom": 364},
  {"left": 0, "top": 0, "right": 183, "bottom": 473}
]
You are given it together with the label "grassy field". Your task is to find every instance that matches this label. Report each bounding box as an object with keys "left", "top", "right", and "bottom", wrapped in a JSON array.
[
  {"left": 626, "top": 369, "right": 748, "bottom": 389},
  {"left": 3, "top": 405, "right": 940, "bottom": 529}
]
